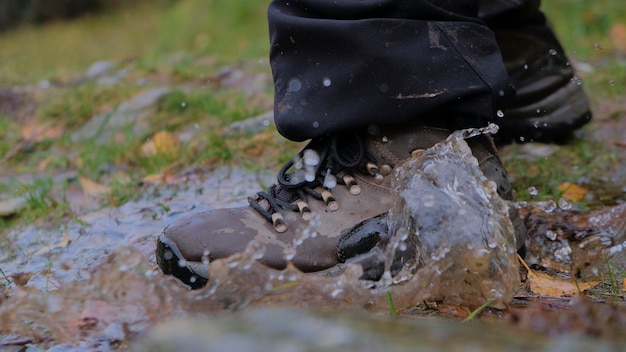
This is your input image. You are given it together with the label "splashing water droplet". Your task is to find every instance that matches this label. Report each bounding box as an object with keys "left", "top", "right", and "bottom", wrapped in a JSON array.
[
  {"left": 304, "top": 168, "right": 316, "bottom": 182},
  {"left": 571, "top": 76, "right": 583, "bottom": 86},
  {"left": 548, "top": 48, "right": 557, "bottom": 56},
  {"left": 527, "top": 186, "right": 539, "bottom": 196},
  {"left": 323, "top": 169, "right": 337, "bottom": 189},
  {"left": 422, "top": 193, "right": 436, "bottom": 207},
  {"left": 609, "top": 80, "right": 616, "bottom": 87},
  {"left": 303, "top": 149, "right": 320, "bottom": 167},
  {"left": 536, "top": 199, "right": 557, "bottom": 213},
  {"left": 283, "top": 247, "right": 297, "bottom": 261},
  {"left": 496, "top": 110, "right": 504, "bottom": 118},
  {"left": 163, "top": 250, "right": 173, "bottom": 260},
  {"left": 558, "top": 197, "right": 572, "bottom": 210},
  {"left": 288, "top": 78, "right": 302, "bottom": 92},
  {"left": 545, "top": 230, "right": 557, "bottom": 241}
]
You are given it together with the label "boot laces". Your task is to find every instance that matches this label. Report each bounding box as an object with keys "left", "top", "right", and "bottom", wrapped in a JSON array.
[{"left": 248, "top": 132, "right": 383, "bottom": 232}]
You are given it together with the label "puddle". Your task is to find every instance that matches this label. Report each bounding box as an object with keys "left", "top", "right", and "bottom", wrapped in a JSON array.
[{"left": 0, "top": 166, "right": 276, "bottom": 292}]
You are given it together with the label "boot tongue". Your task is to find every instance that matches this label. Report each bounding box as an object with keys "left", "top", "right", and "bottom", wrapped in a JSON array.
[{"left": 365, "top": 124, "right": 452, "bottom": 167}]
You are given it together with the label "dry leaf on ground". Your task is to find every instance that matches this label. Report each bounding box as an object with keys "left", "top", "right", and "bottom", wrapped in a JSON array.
[{"left": 79, "top": 176, "right": 111, "bottom": 197}]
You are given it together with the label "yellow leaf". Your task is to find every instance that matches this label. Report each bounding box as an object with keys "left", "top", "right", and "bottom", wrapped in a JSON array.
[
  {"left": 518, "top": 254, "right": 598, "bottom": 297},
  {"left": 557, "top": 182, "right": 587, "bottom": 202},
  {"left": 21, "top": 123, "right": 64, "bottom": 142},
  {"left": 79, "top": 176, "right": 111, "bottom": 197},
  {"left": 610, "top": 23, "right": 626, "bottom": 54},
  {"left": 33, "top": 232, "right": 71, "bottom": 256},
  {"left": 142, "top": 131, "right": 180, "bottom": 157}
]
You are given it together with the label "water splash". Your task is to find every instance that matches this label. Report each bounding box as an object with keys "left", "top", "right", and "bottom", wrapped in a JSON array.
[{"left": 384, "top": 126, "right": 520, "bottom": 309}]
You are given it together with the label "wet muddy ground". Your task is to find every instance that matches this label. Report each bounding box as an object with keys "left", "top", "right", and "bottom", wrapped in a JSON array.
[
  {"left": 1, "top": 103, "right": 625, "bottom": 350},
  {"left": 1, "top": 59, "right": 625, "bottom": 352}
]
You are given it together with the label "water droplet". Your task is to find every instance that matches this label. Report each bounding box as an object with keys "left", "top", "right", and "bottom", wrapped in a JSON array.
[
  {"left": 571, "top": 76, "right": 582, "bottom": 86},
  {"left": 323, "top": 169, "right": 337, "bottom": 188},
  {"left": 190, "top": 276, "right": 197, "bottom": 283},
  {"left": 312, "top": 121, "right": 319, "bottom": 128},
  {"left": 523, "top": 64, "right": 529, "bottom": 70},
  {"left": 422, "top": 193, "right": 436, "bottom": 207},
  {"left": 558, "top": 197, "right": 572, "bottom": 210},
  {"left": 288, "top": 78, "right": 302, "bottom": 92},
  {"left": 322, "top": 77, "right": 332, "bottom": 87},
  {"left": 554, "top": 245, "right": 572, "bottom": 261},
  {"left": 496, "top": 110, "right": 504, "bottom": 118},
  {"left": 177, "top": 258, "right": 187, "bottom": 267},
  {"left": 545, "top": 230, "right": 557, "bottom": 241},
  {"left": 548, "top": 49, "right": 558, "bottom": 56},
  {"left": 498, "top": 90, "right": 505, "bottom": 97},
  {"left": 535, "top": 109, "right": 541, "bottom": 115},
  {"left": 180, "top": 101, "right": 187, "bottom": 108},
  {"left": 303, "top": 149, "right": 320, "bottom": 166},
  {"left": 527, "top": 186, "right": 538, "bottom": 196},
  {"left": 163, "top": 250, "right": 173, "bottom": 260},
  {"left": 536, "top": 199, "right": 557, "bottom": 213},
  {"left": 304, "top": 169, "right": 316, "bottom": 182},
  {"left": 284, "top": 247, "right": 297, "bottom": 261},
  {"left": 381, "top": 136, "right": 388, "bottom": 143},
  {"left": 379, "top": 83, "right": 388, "bottom": 92},
  {"left": 609, "top": 80, "right": 616, "bottom": 87}
]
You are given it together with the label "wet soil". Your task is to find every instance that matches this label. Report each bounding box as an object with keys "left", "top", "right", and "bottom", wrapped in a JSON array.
[{"left": 1, "top": 87, "right": 626, "bottom": 351}]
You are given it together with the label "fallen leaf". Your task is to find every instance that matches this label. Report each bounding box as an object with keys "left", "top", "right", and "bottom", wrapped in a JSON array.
[
  {"left": 142, "top": 131, "right": 180, "bottom": 157},
  {"left": 557, "top": 182, "right": 587, "bottom": 201},
  {"left": 609, "top": 23, "right": 626, "bottom": 54},
  {"left": 518, "top": 254, "right": 598, "bottom": 296},
  {"left": 32, "top": 232, "right": 71, "bottom": 256},
  {"left": 21, "top": 123, "right": 65, "bottom": 142},
  {"left": 79, "top": 176, "right": 111, "bottom": 197},
  {"left": 142, "top": 173, "right": 165, "bottom": 184}
]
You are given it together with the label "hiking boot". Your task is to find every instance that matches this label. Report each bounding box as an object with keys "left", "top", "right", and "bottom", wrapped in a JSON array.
[
  {"left": 496, "top": 24, "right": 592, "bottom": 143},
  {"left": 156, "top": 123, "right": 523, "bottom": 289}
]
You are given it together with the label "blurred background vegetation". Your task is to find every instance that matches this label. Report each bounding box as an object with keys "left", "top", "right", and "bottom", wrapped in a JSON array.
[{"left": 0, "top": 0, "right": 624, "bottom": 225}]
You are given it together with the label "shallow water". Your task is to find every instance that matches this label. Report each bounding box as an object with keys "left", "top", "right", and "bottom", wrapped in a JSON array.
[{"left": 0, "top": 166, "right": 276, "bottom": 292}]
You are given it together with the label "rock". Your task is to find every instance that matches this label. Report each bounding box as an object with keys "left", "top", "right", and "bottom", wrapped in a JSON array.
[
  {"left": 0, "top": 196, "right": 28, "bottom": 217},
  {"left": 223, "top": 110, "right": 274, "bottom": 136},
  {"left": 84, "top": 60, "right": 115, "bottom": 79},
  {"left": 71, "top": 88, "right": 170, "bottom": 143}
]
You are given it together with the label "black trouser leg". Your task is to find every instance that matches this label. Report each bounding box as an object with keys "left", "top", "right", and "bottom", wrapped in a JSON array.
[{"left": 268, "top": 0, "right": 516, "bottom": 141}]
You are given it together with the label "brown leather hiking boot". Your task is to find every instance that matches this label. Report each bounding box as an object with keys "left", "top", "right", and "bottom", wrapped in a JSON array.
[
  {"left": 156, "top": 124, "right": 522, "bottom": 289},
  {"left": 495, "top": 24, "right": 592, "bottom": 143}
]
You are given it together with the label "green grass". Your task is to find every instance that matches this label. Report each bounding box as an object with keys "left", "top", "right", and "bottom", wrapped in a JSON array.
[
  {"left": 0, "top": 0, "right": 277, "bottom": 230},
  {"left": 543, "top": 0, "right": 626, "bottom": 99}
]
